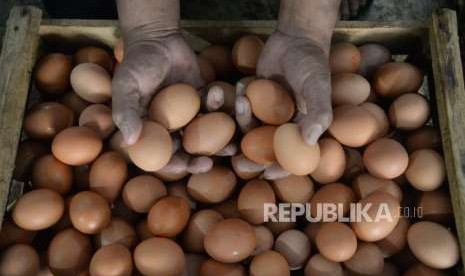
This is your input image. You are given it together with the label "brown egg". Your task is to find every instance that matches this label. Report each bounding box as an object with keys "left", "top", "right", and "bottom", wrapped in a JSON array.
[
  {"left": 207, "top": 81, "right": 236, "bottom": 113},
  {"left": 0, "top": 244, "right": 39, "bottom": 276},
  {"left": 13, "top": 139, "right": 49, "bottom": 181},
  {"left": 52, "top": 126, "right": 103, "bottom": 166},
  {"left": 167, "top": 182, "right": 197, "bottom": 210},
  {"left": 250, "top": 250, "right": 290, "bottom": 276},
  {"left": 153, "top": 167, "right": 189, "bottom": 182},
  {"left": 343, "top": 242, "right": 384, "bottom": 275},
  {"left": 134, "top": 237, "right": 185, "bottom": 276},
  {"left": 109, "top": 131, "right": 130, "bottom": 162},
  {"left": 13, "top": 189, "right": 64, "bottom": 230},
  {"left": 388, "top": 93, "right": 430, "bottom": 131},
  {"left": 212, "top": 198, "right": 242, "bottom": 219},
  {"left": 360, "top": 102, "right": 390, "bottom": 140},
  {"left": 127, "top": 121, "right": 172, "bottom": 171},
  {"left": 89, "top": 245, "right": 133, "bottom": 276},
  {"left": 122, "top": 175, "right": 167, "bottom": 213},
  {"left": 69, "top": 191, "right": 111, "bottom": 234},
  {"left": 241, "top": 125, "right": 277, "bottom": 165},
  {"left": 89, "top": 151, "right": 127, "bottom": 203},
  {"left": 149, "top": 84, "right": 201, "bottom": 130},
  {"left": 187, "top": 165, "right": 236, "bottom": 204},
  {"left": 376, "top": 217, "right": 409, "bottom": 257},
  {"left": 114, "top": 39, "right": 124, "bottom": 63},
  {"left": 32, "top": 154, "right": 72, "bottom": 194},
  {"left": 183, "top": 112, "right": 236, "bottom": 155},
  {"left": 303, "top": 222, "right": 322, "bottom": 244},
  {"left": 405, "top": 149, "right": 445, "bottom": 191},
  {"left": 352, "top": 173, "right": 402, "bottom": 201},
  {"left": 316, "top": 222, "right": 357, "bottom": 262},
  {"left": 136, "top": 220, "right": 154, "bottom": 241},
  {"left": 183, "top": 209, "right": 224, "bottom": 253},
  {"left": 329, "top": 43, "right": 361, "bottom": 74},
  {"left": 74, "top": 46, "right": 113, "bottom": 72},
  {"left": 358, "top": 43, "right": 391, "bottom": 78},
  {"left": 304, "top": 254, "right": 344, "bottom": 276},
  {"left": 246, "top": 79, "right": 295, "bottom": 125},
  {"left": 373, "top": 62, "right": 423, "bottom": 98},
  {"left": 271, "top": 175, "right": 314, "bottom": 203},
  {"left": 274, "top": 230, "right": 311, "bottom": 270},
  {"left": 238, "top": 179, "right": 276, "bottom": 225},
  {"left": 70, "top": 63, "right": 112, "bottom": 103},
  {"left": 204, "top": 218, "right": 257, "bottom": 263},
  {"left": 79, "top": 104, "right": 115, "bottom": 139},
  {"left": 252, "top": 226, "right": 274, "bottom": 256},
  {"left": 0, "top": 220, "right": 36, "bottom": 249},
  {"left": 231, "top": 154, "right": 263, "bottom": 180},
  {"left": 265, "top": 219, "right": 297, "bottom": 236},
  {"left": 309, "top": 183, "right": 355, "bottom": 219},
  {"left": 199, "top": 45, "right": 235, "bottom": 79},
  {"left": 404, "top": 263, "right": 447, "bottom": 276},
  {"left": 232, "top": 35, "right": 264, "bottom": 75},
  {"left": 274, "top": 123, "right": 320, "bottom": 175},
  {"left": 331, "top": 73, "right": 370, "bottom": 106},
  {"left": 417, "top": 190, "right": 453, "bottom": 224},
  {"left": 94, "top": 217, "right": 137, "bottom": 249},
  {"left": 408, "top": 221, "right": 459, "bottom": 269},
  {"left": 363, "top": 138, "right": 408, "bottom": 179},
  {"left": 328, "top": 105, "right": 378, "bottom": 147},
  {"left": 351, "top": 192, "right": 401, "bottom": 242},
  {"left": 197, "top": 55, "right": 217, "bottom": 83},
  {"left": 34, "top": 53, "right": 72, "bottom": 94},
  {"left": 311, "top": 138, "right": 346, "bottom": 184},
  {"left": 199, "top": 259, "right": 246, "bottom": 276},
  {"left": 60, "top": 91, "right": 91, "bottom": 116},
  {"left": 342, "top": 148, "right": 366, "bottom": 182},
  {"left": 406, "top": 126, "right": 441, "bottom": 152},
  {"left": 147, "top": 196, "right": 191, "bottom": 237},
  {"left": 48, "top": 228, "right": 92, "bottom": 276},
  {"left": 24, "top": 102, "right": 74, "bottom": 140}
]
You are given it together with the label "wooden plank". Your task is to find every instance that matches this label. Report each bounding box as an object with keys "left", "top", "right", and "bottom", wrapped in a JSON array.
[
  {"left": 429, "top": 8, "right": 465, "bottom": 268},
  {"left": 0, "top": 6, "right": 42, "bottom": 227}
]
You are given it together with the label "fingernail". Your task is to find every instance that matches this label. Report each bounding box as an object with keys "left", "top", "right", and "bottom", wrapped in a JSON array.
[{"left": 304, "top": 125, "right": 324, "bottom": 145}]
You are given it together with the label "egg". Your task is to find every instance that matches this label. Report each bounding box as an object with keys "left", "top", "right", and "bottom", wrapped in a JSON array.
[
  {"left": 241, "top": 125, "right": 277, "bottom": 165},
  {"left": 407, "top": 221, "right": 459, "bottom": 269},
  {"left": 237, "top": 179, "right": 276, "bottom": 225},
  {"left": 199, "top": 259, "right": 246, "bottom": 276},
  {"left": 89, "top": 151, "right": 128, "bottom": 203},
  {"left": 316, "top": 222, "right": 358, "bottom": 262},
  {"left": 69, "top": 191, "right": 111, "bottom": 234},
  {"left": 31, "top": 154, "right": 72, "bottom": 194},
  {"left": 204, "top": 218, "right": 257, "bottom": 263},
  {"left": 328, "top": 105, "right": 378, "bottom": 147},
  {"left": 311, "top": 138, "right": 346, "bottom": 184},
  {"left": 114, "top": 39, "right": 124, "bottom": 63},
  {"left": 304, "top": 254, "right": 344, "bottom": 276},
  {"left": 331, "top": 73, "right": 370, "bottom": 106},
  {"left": 13, "top": 139, "right": 48, "bottom": 181},
  {"left": 252, "top": 226, "right": 274, "bottom": 256},
  {"left": 358, "top": 43, "right": 391, "bottom": 78},
  {"left": 24, "top": 102, "right": 74, "bottom": 140},
  {"left": 134, "top": 237, "right": 185, "bottom": 276},
  {"left": 149, "top": 84, "right": 201, "bottom": 130},
  {"left": 343, "top": 242, "right": 384, "bottom": 275},
  {"left": 70, "top": 63, "right": 112, "bottom": 103},
  {"left": 13, "top": 189, "right": 64, "bottom": 230},
  {"left": 48, "top": 228, "right": 92, "bottom": 276},
  {"left": 405, "top": 125, "right": 441, "bottom": 152},
  {"left": 232, "top": 35, "right": 264, "bottom": 75},
  {"left": 109, "top": 131, "right": 131, "bottom": 162},
  {"left": 246, "top": 80, "right": 295, "bottom": 125},
  {"left": 0, "top": 244, "right": 40, "bottom": 276},
  {"left": 60, "top": 91, "right": 91, "bottom": 116},
  {"left": 154, "top": 167, "right": 189, "bottom": 182},
  {"left": 199, "top": 45, "right": 235, "bottom": 79},
  {"left": 417, "top": 190, "right": 453, "bottom": 224},
  {"left": 274, "top": 230, "right": 311, "bottom": 270},
  {"left": 52, "top": 126, "right": 103, "bottom": 166},
  {"left": 303, "top": 222, "right": 322, "bottom": 244},
  {"left": 197, "top": 55, "right": 217, "bottom": 83},
  {"left": 360, "top": 102, "right": 390, "bottom": 140},
  {"left": 404, "top": 263, "right": 447, "bottom": 276},
  {"left": 0, "top": 220, "right": 36, "bottom": 249},
  {"left": 122, "top": 175, "right": 167, "bottom": 213},
  {"left": 351, "top": 192, "right": 401, "bottom": 242},
  {"left": 183, "top": 209, "right": 224, "bottom": 253},
  {"left": 388, "top": 93, "right": 430, "bottom": 130},
  {"left": 376, "top": 217, "right": 410, "bottom": 257},
  {"left": 79, "top": 104, "right": 115, "bottom": 139},
  {"left": 183, "top": 112, "right": 235, "bottom": 155},
  {"left": 363, "top": 138, "right": 408, "bottom": 179},
  {"left": 187, "top": 165, "right": 237, "bottom": 204},
  {"left": 94, "top": 217, "right": 137, "bottom": 249},
  {"left": 147, "top": 196, "right": 191, "bottom": 237},
  {"left": 265, "top": 219, "right": 297, "bottom": 237},
  {"left": 329, "top": 43, "right": 361, "bottom": 74},
  {"left": 167, "top": 182, "right": 197, "bottom": 210},
  {"left": 231, "top": 154, "right": 264, "bottom": 180},
  {"left": 249, "top": 250, "right": 290, "bottom": 276},
  {"left": 373, "top": 62, "right": 423, "bottom": 98},
  {"left": 73, "top": 46, "right": 113, "bottom": 72},
  {"left": 352, "top": 173, "right": 402, "bottom": 201},
  {"left": 34, "top": 53, "right": 72, "bottom": 94},
  {"left": 309, "top": 183, "right": 355, "bottom": 219},
  {"left": 127, "top": 121, "right": 172, "bottom": 171},
  {"left": 405, "top": 149, "right": 445, "bottom": 191},
  {"left": 212, "top": 198, "right": 241, "bottom": 219},
  {"left": 271, "top": 175, "right": 314, "bottom": 203},
  {"left": 207, "top": 81, "right": 236, "bottom": 113},
  {"left": 89, "top": 244, "right": 133, "bottom": 276}
]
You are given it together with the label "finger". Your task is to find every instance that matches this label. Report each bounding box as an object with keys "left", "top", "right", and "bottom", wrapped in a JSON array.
[
  {"left": 188, "top": 156, "right": 213, "bottom": 174},
  {"left": 263, "top": 163, "right": 290, "bottom": 180},
  {"left": 206, "top": 85, "right": 225, "bottom": 112},
  {"left": 156, "top": 151, "right": 189, "bottom": 175},
  {"left": 231, "top": 154, "right": 265, "bottom": 174},
  {"left": 236, "top": 76, "right": 257, "bottom": 97},
  {"left": 235, "top": 96, "right": 259, "bottom": 133},
  {"left": 215, "top": 142, "right": 238, "bottom": 157}
]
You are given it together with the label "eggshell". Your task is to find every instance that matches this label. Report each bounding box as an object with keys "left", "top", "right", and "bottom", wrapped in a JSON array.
[
  {"left": 0, "top": 244, "right": 40, "bottom": 276},
  {"left": 183, "top": 209, "right": 224, "bottom": 253},
  {"left": 311, "top": 138, "right": 346, "bottom": 184},
  {"left": 0, "top": 220, "right": 36, "bottom": 249},
  {"left": 329, "top": 43, "right": 361, "bottom": 74},
  {"left": 204, "top": 218, "right": 257, "bottom": 263},
  {"left": 360, "top": 102, "right": 390, "bottom": 140},
  {"left": 331, "top": 73, "right": 370, "bottom": 106},
  {"left": 74, "top": 46, "right": 113, "bottom": 72},
  {"left": 304, "top": 254, "right": 344, "bottom": 276},
  {"left": 199, "top": 45, "right": 235, "bottom": 79},
  {"left": 34, "top": 53, "right": 72, "bottom": 94},
  {"left": 358, "top": 43, "right": 391, "bottom": 78},
  {"left": 114, "top": 39, "right": 124, "bottom": 63},
  {"left": 265, "top": 219, "right": 297, "bottom": 236},
  {"left": 69, "top": 191, "right": 111, "bottom": 234},
  {"left": 352, "top": 173, "right": 402, "bottom": 201},
  {"left": 127, "top": 121, "right": 172, "bottom": 171},
  {"left": 32, "top": 154, "right": 73, "bottom": 195},
  {"left": 405, "top": 149, "right": 445, "bottom": 191},
  {"left": 79, "top": 104, "right": 115, "bottom": 138},
  {"left": 246, "top": 80, "right": 295, "bottom": 125},
  {"left": 149, "top": 84, "right": 201, "bottom": 130},
  {"left": 52, "top": 126, "right": 103, "bottom": 166},
  {"left": 388, "top": 93, "right": 430, "bottom": 130},
  {"left": 407, "top": 221, "right": 459, "bottom": 269},
  {"left": 109, "top": 131, "right": 130, "bottom": 162},
  {"left": 134, "top": 237, "right": 185, "bottom": 276},
  {"left": 309, "top": 183, "right": 355, "bottom": 219},
  {"left": 71, "top": 63, "right": 112, "bottom": 103},
  {"left": 13, "top": 189, "right": 64, "bottom": 230},
  {"left": 122, "top": 175, "right": 167, "bottom": 213},
  {"left": 13, "top": 139, "right": 48, "bottom": 181},
  {"left": 147, "top": 196, "right": 191, "bottom": 237},
  {"left": 183, "top": 112, "right": 235, "bottom": 155},
  {"left": 94, "top": 217, "right": 137, "bottom": 249},
  {"left": 417, "top": 190, "right": 453, "bottom": 225},
  {"left": 232, "top": 35, "right": 264, "bottom": 75},
  {"left": 373, "top": 62, "right": 423, "bottom": 98},
  {"left": 167, "top": 182, "right": 197, "bottom": 210},
  {"left": 376, "top": 216, "right": 410, "bottom": 257},
  {"left": 199, "top": 259, "right": 246, "bottom": 276},
  {"left": 271, "top": 175, "right": 314, "bottom": 203},
  {"left": 60, "top": 91, "right": 91, "bottom": 116},
  {"left": 343, "top": 242, "right": 384, "bottom": 275},
  {"left": 241, "top": 125, "right": 277, "bottom": 165},
  {"left": 405, "top": 126, "right": 441, "bottom": 152},
  {"left": 207, "top": 81, "right": 236, "bottom": 113},
  {"left": 316, "top": 222, "right": 357, "bottom": 262},
  {"left": 237, "top": 179, "right": 276, "bottom": 225},
  {"left": 274, "top": 230, "right": 311, "bottom": 270},
  {"left": 153, "top": 168, "right": 189, "bottom": 182},
  {"left": 252, "top": 226, "right": 274, "bottom": 256},
  {"left": 24, "top": 102, "right": 74, "bottom": 140},
  {"left": 197, "top": 55, "right": 216, "bottom": 83},
  {"left": 250, "top": 250, "right": 290, "bottom": 276},
  {"left": 404, "top": 263, "right": 447, "bottom": 276},
  {"left": 363, "top": 138, "right": 408, "bottom": 179},
  {"left": 89, "top": 244, "right": 133, "bottom": 276},
  {"left": 187, "top": 165, "right": 236, "bottom": 204}
]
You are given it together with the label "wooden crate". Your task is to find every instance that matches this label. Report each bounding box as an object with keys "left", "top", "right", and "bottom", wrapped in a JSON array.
[{"left": 1, "top": 5, "right": 465, "bottom": 269}]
